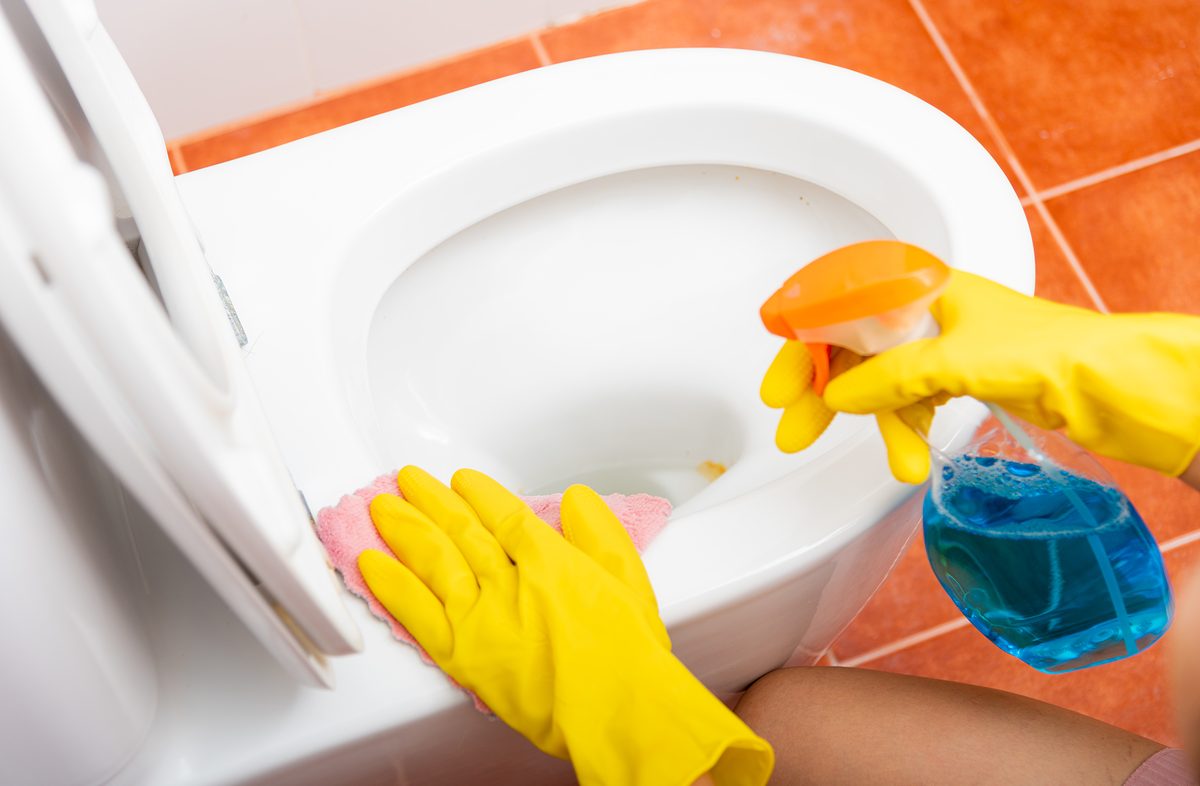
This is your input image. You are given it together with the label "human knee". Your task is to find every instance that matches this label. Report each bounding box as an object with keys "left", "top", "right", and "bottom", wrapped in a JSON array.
[{"left": 736, "top": 667, "right": 818, "bottom": 729}]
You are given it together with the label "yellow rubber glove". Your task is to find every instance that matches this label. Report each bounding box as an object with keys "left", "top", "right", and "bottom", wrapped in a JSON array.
[
  {"left": 823, "top": 270, "right": 1200, "bottom": 482},
  {"left": 359, "top": 466, "right": 773, "bottom": 786},
  {"left": 761, "top": 341, "right": 935, "bottom": 483}
]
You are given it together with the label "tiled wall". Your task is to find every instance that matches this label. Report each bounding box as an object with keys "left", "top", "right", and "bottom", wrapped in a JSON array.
[
  {"left": 96, "top": 0, "right": 638, "bottom": 137},
  {"left": 166, "top": 0, "right": 1200, "bottom": 746}
]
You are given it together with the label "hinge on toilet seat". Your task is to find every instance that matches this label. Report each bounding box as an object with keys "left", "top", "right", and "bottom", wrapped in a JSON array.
[
  {"left": 131, "top": 237, "right": 247, "bottom": 348},
  {"left": 211, "top": 273, "right": 247, "bottom": 348}
]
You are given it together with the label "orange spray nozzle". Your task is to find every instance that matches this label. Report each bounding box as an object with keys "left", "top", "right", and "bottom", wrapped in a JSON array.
[
  {"left": 760, "top": 241, "right": 952, "bottom": 392},
  {"left": 807, "top": 342, "right": 831, "bottom": 396}
]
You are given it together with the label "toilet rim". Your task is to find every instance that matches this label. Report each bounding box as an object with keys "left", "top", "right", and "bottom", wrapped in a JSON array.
[
  {"left": 307, "top": 48, "right": 1029, "bottom": 477},
  {"left": 222, "top": 49, "right": 1029, "bottom": 601},
  {"left": 173, "top": 47, "right": 1032, "bottom": 649},
  {"left": 180, "top": 47, "right": 1032, "bottom": 515}
]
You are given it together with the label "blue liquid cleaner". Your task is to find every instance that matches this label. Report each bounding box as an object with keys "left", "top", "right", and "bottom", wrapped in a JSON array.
[{"left": 923, "top": 455, "right": 1172, "bottom": 673}]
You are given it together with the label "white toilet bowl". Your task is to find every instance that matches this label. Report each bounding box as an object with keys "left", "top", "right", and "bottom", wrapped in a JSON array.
[
  {"left": 2, "top": 2, "right": 1032, "bottom": 782},
  {"left": 159, "top": 47, "right": 1030, "bottom": 782}
]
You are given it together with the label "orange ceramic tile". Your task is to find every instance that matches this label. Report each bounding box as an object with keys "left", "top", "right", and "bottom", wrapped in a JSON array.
[
  {"left": 919, "top": 0, "right": 1200, "bottom": 191},
  {"left": 1101, "top": 457, "right": 1200, "bottom": 545},
  {"left": 859, "top": 540, "right": 1200, "bottom": 746},
  {"left": 1045, "top": 150, "right": 1200, "bottom": 314},
  {"left": 831, "top": 532, "right": 962, "bottom": 662},
  {"left": 1025, "top": 206, "right": 1094, "bottom": 308},
  {"left": 540, "top": 0, "right": 1021, "bottom": 192},
  {"left": 176, "top": 39, "right": 542, "bottom": 171},
  {"left": 166, "top": 144, "right": 188, "bottom": 176}
]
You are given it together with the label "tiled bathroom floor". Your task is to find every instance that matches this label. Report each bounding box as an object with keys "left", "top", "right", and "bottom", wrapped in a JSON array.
[{"left": 169, "top": 0, "right": 1200, "bottom": 747}]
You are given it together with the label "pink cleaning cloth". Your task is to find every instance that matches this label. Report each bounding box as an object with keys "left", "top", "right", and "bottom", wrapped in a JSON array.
[{"left": 315, "top": 472, "right": 672, "bottom": 712}]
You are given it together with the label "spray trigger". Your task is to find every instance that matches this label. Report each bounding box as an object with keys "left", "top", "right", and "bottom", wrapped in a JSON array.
[{"left": 807, "top": 343, "right": 831, "bottom": 396}]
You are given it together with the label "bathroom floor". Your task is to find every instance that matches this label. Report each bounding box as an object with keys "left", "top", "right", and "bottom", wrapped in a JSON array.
[{"left": 170, "top": 0, "right": 1200, "bottom": 747}]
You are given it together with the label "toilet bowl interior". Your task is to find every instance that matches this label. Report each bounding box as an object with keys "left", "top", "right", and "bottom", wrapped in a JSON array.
[
  {"left": 363, "top": 163, "right": 892, "bottom": 511},
  {"left": 306, "top": 62, "right": 1032, "bottom": 530}
]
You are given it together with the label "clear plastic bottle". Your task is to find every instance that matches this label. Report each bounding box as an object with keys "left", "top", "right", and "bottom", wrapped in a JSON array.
[{"left": 923, "top": 416, "right": 1172, "bottom": 673}]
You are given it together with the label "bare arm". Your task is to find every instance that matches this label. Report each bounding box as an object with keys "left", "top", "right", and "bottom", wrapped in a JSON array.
[
  {"left": 736, "top": 666, "right": 1162, "bottom": 786},
  {"left": 1171, "top": 453, "right": 1200, "bottom": 773}
]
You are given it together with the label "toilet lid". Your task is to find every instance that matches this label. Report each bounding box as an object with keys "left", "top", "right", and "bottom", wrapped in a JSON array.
[{"left": 0, "top": 0, "right": 360, "bottom": 686}]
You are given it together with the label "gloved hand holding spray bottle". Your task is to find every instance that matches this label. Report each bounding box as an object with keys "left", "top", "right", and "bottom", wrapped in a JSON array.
[{"left": 759, "top": 241, "right": 1176, "bottom": 673}]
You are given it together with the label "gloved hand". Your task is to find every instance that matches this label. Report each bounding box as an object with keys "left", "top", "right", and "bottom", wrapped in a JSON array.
[
  {"left": 359, "top": 466, "right": 773, "bottom": 786},
  {"left": 819, "top": 270, "right": 1200, "bottom": 482},
  {"left": 761, "top": 341, "right": 936, "bottom": 483}
]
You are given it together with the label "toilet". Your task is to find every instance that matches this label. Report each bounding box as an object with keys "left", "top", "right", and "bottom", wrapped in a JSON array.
[{"left": 0, "top": 0, "right": 1033, "bottom": 783}]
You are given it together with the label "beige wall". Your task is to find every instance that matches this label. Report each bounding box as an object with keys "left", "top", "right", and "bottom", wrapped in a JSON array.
[{"left": 96, "top": 0, "right": 641, "bottom": 138}]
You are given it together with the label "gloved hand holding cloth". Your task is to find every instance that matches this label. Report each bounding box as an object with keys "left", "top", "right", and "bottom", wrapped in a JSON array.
[{"left": 359, "top": 466, "right": 774, "bottom": 786}]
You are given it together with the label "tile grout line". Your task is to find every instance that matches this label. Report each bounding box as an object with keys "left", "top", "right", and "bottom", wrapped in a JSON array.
[
  {"left": 1029, "top": 201, "right": 1109, "bottom": 312},
  {"left": 838, "top": 521, "right": 1200, "bottom": 668},
  {"left": 284, "top": 0, "right": 321, "bottom": 103},
  {"left": 529, "top": 31, "right": 552, "bottom": 66},
  {"left": 839, "top": 617, "right": 970, "bottom": 668},
  {"left": 906, "top": 0, "right": 1109, "bottom": 314},
  {"left": 1162, "top": 528, "right": 1200, "bottom": 554},
  {"left": 1034, "top": 138, "right": 1200, "bottom": 203}
]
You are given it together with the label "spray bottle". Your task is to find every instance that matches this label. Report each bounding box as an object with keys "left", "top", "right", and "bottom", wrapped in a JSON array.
[{"left": 760, "top": 241, "right": 1172, "bottom": 673}]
